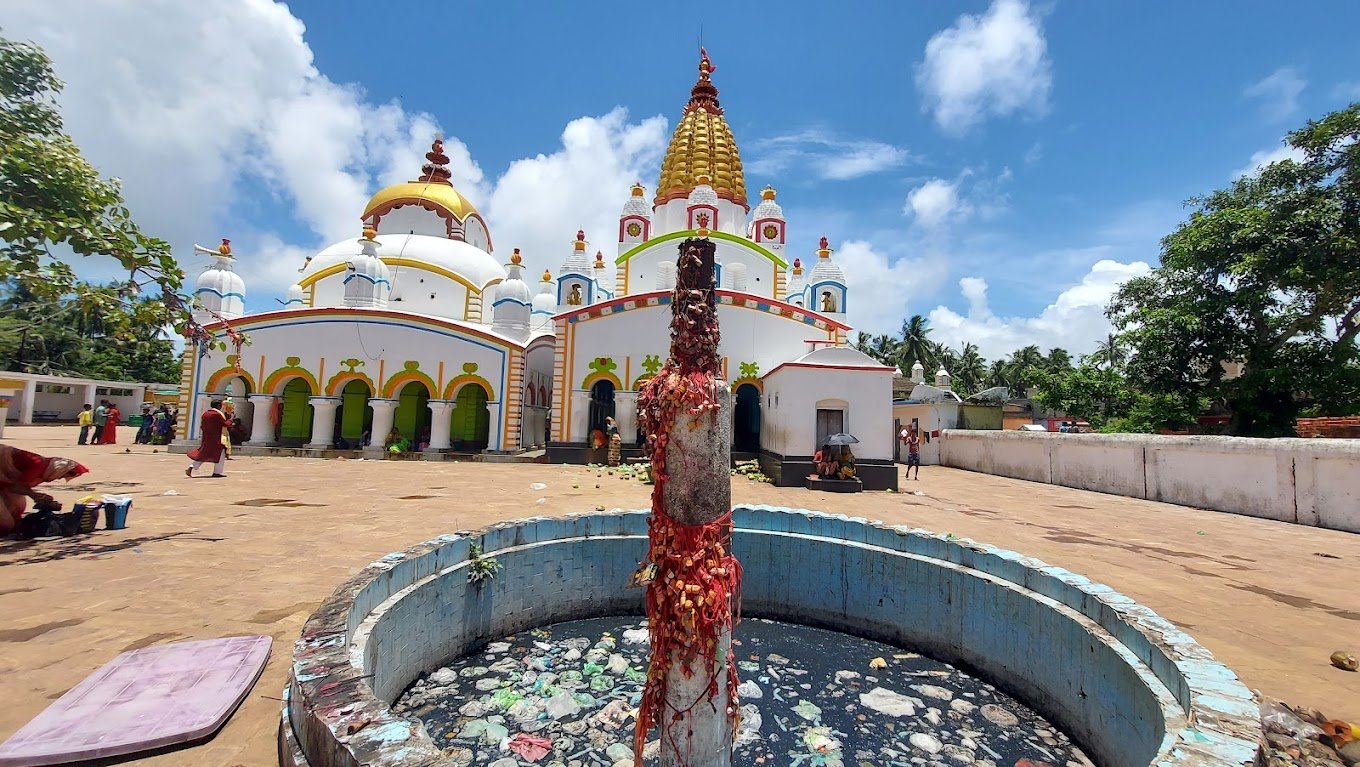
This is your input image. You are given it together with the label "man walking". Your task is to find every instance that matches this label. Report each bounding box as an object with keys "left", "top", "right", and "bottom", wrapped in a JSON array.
[
  {"left": 77, "top": 404, "right": 94, "bottom": 445},
  {"left": 899, "top": 424, "right": 922, "bottom": 481},
  {"left": 91, "top": 400, "right": 108, "bottom": 445},
  {"left": 186, "top": 399, "right": 228, "bottom": 478}
]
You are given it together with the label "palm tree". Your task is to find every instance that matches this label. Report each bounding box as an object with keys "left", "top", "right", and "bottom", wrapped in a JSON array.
[
  {"left": 935, "top": 343, "right": 960, "bottom": 378},
  {"left": 1087, "top": 333, "right": 1127, "bottom": 371},
  {"left": 955, "top": 343, "right": 987, "bottom": 395},
  {"left": 896, "top": 314, "right": 935, "bottom": 376},
  {"left": 986, "top": 358, "right": 1012, "bottom": 390},
  {"left": 851, "top": 332, "right": 899, "bottom": 367},
  {"left": 1045, "top": 347, "right": 1073, "bottom": 374}
]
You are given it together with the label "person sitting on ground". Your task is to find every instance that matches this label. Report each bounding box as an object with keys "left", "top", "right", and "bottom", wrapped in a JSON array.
[
  {"left": 836, "top": 445, "right": 857, "bottom": 480},
  {"left": 813, "top": 443, "right": 840, "bottom": 479},
  {"left": 0, "top": 444, "right": 88, "bottom": 536},
  {"left": 384, "top": 427, "right": 408, "bottom": 453}
]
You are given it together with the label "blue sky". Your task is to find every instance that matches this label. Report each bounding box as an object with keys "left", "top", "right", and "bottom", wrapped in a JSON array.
[{"left": 10, "top": 0, "right": 1360, "bottom": 359}]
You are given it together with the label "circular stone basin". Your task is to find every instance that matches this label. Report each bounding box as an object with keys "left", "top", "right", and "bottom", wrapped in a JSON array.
[
  {"left": 279, "top": 507, "right": 1261, "bottom": 767},
  {"left": 395, "top": 616, "right": 1093, "bottom": 767}
]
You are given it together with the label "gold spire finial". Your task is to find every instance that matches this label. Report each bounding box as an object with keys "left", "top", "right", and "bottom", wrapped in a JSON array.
[
  {"left": 217, "top": 238, "right": 232, "bottom": 256},
  {"left": 541, "top": 269, "right": 552, "bottom": 282},
  {"left": 594, "top": 250, "right": 606, "bottom": 268},
  {"left": 631, "top": 181, "right": 645, "bottom": 197},
  {"left": 792, "top": 257, "right": 803, "bottom": 275},
  {"left": 817, "top": 236, "right": 832, "bottom": 258},
  {"left": 762, "top": 185, "right": 776, "bottom": 201},
  {"left": 362, "top": 225, "right": 378, "bottom": 241},
  {"left": 511, "top": 247, "right": 522, "bottom": 265},
  {"left": 573, "top": 230, "right": 586, "bottom": 251}
]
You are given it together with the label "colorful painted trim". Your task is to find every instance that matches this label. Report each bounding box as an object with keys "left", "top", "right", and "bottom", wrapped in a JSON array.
[
  {"left": 552, "top": 289, "right": 850, "bottom": 332},
  {"left": 614, "top": 229, "right": 788, "bottom": 269}
]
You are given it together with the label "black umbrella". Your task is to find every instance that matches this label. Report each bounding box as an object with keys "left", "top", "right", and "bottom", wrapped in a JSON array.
[{"left": 825, "top": 432, "right": 859, "bottom": 446}]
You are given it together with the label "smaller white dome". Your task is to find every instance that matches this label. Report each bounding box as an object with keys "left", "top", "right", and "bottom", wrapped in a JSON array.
[
  {"left": 496, "top": 259, "right": 533, "bottom": 305},
  {"left": 344, "top": 235, "right": 392, "bottom": 308},
  {"left": 193, "top": 252, "right": 246, "bottom": 320},
  {"left": 195, "top": 266, "right": 245, "bottom": 297},
  {"left": 284, "top": 283, "right": 305, "bottom": 305},
  {"left": 687, "top": 183, "right": 719, "bottom": 207},
  {"left": 621, "top": 183, "right": 651, "bottom": 219},
  {"left": 752, "top": 186, "right": 784, "bottom": 221}
]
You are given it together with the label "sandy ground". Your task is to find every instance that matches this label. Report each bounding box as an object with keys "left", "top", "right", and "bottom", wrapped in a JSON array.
[{"left": 0, "top": 425, "right": 1357, "bottom": 767}]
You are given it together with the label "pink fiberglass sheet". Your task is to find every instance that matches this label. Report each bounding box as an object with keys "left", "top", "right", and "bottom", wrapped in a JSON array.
[{"left": 0, "top": 635, "right": 272, "bottom": 766}]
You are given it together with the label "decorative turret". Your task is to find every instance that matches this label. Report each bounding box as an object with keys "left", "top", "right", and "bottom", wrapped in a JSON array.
[
  {"left": 935, "top": 368, "right": 952, "bottom": 390},
  {"left": 192, "top": 238, "right": 246, "bottom": 323},
  {"left": 685, "top": 174, "right": 720, "bottom": 231},
  {"left": 531, "top": 268, "right": 557, "bottom": 336},
  {"left": 558, "top": 230, "right": 595, "bottom": 308},
  {"left": 362, "top": 136, "right": 491, "bottom": 250},
  {"left": 807, "top": 236, "right": 847, "bottom": 317},
  {"left": 344, "top": 227, "right": 392, "bottom": 308},
  {"left": 491, "top": 248, "right": 532, "bottom": 342},
  {"left": 911, "top": 360, "right": 926, "bottom": 384},
  {"left": 750, "top": 185, "right": 787, "bottom": 258},
  {"left": 593, "top": 250, "right": 614, "bottom": 297},
  {"left": 786, "top": 258, "right": 806, "bottom": 307},
  {"left": 618, "top": 182, "right": 652, "bottom": 247},
  {"left": 282, "top": 283, "right": 305, "bottom": 307}
]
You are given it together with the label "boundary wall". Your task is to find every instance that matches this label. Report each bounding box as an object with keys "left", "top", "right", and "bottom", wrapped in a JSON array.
[{"left": 940, "top": 431, "right": 1360, "bottom": 534}]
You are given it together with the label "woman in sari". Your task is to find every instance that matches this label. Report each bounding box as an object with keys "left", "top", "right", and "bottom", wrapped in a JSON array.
[
  {"left": 101, "top": 403, "right": 121, "bottom": 445},
  {"left": 0, "top": 445, "right": 88, "bottom": 536},
  {"left": 151, "top": 405, "right": 173, "bottom": 444},
  {"left": 186, "top": 399, "right": 228, "bottom": 477}
]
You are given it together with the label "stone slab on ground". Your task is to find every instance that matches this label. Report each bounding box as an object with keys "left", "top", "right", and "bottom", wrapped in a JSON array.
[{"left": 0, "top": 425, "right": 1356, "bottom": 767}]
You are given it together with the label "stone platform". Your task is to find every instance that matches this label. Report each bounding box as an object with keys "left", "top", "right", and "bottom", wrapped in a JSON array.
[{"left": 805, "top": 475, "right": 863, "bottom": 492}]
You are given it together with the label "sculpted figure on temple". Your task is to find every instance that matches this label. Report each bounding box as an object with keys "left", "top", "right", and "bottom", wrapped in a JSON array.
[
  {"left": 567, "top": 283, "right": 583, "bottom": 305},
  {"left": 821, "top": 291, "right": 836, "bottom": 313}
]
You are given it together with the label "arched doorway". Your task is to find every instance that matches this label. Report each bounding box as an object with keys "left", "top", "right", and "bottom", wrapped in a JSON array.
[
  {"left": 338, "top": 379, "right": 372, "bottom": 448},
  {"left": 279, "top": 378, "right": 313, "bottom": 444},
  {"left": 394, "top": 381, "right": 431, "bottom": 444},
  {"left": 451, "top": 384, "right": 490, "bottom": 451},
  {"left": 587, "top": 380, "right": 615, "bottom": 444},
  {"left": 734, "top": 383, "right": 761, "bottom": 452},
  {"left": 217, "top": 375, "right": 253, "bottom": 441}
]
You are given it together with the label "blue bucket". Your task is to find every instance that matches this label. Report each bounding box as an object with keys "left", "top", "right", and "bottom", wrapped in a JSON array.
[{"left": 103, "top": 496, "right": 132, "bottom": 530}]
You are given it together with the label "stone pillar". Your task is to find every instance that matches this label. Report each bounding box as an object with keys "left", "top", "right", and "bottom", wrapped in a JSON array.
[
  {"left": 485, "top": 400, "right": 502, "bottom": 451},
  {"left": 245, "top": 395, "right": 278, "bottom": 446},
  {"left": 365, "top": 398, "right": 398, "bottom": 456},
  {"left": 192, "top": 394, "right": 216, "bottom": 442},
  {"left": 569, "top": 389, "right": 590, "bottom": 443},
  {"left": 616, "top": 391, "right": 639, "bottom": 445},
  {"left": 305, "top": 396, "right": 340, "bottom": 449},
  {"left": 425, "top": 400, "right": 454, "bottom": 451},
  {"left": 19, "top": 378, "right": 36, "bottom": 425}
]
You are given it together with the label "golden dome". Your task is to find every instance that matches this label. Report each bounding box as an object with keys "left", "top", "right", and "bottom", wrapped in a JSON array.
[
  {"left": 362, "top": 138, "right": 480, "bottom": 223},
  {"left": 655, "top": 49, "right": 747, "bottom": 210}
]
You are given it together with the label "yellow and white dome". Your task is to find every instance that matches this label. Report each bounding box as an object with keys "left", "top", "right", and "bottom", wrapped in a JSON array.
[{"left": 654, "top": 49, "right": 747, "bottom": 210}]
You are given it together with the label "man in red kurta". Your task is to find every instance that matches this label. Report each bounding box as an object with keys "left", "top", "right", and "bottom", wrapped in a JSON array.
[{"left": 186, "top": 399, "right": 228, "bottom": 478}]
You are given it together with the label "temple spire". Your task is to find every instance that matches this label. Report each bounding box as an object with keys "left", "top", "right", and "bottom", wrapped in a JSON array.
[
  {"left": 417, "top": 136, "right": 453, "bottom": 185},
  {"left": 685, "top": 47, "right": 722, "bottom": 115}
]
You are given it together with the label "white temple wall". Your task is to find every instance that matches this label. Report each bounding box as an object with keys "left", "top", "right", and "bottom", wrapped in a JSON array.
[
  {"left": 374, "top": 206, "right": 451, "bottom": 240},
  {"left": 185, "top": 311, "right": 514, "bottom": 446},
  {"left": 618, "top": 238, "right": 781, "bottom": 299},
  {"left": 309, "top": 269, "right": 473, "bottom": 322},
  {"left": 761, "top": 365, "right": 894, "bottom": 460}
]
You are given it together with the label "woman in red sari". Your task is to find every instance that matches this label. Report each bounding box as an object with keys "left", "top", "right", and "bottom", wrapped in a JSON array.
[
  {"left": 186, "top": 399, "right": 228, "bottom": 477},
  {"left": 101, "top": 404, "right": 121, "bottom": 445},
  {"left": 0, "top": 444, "right": 88, "bottom": 536}
]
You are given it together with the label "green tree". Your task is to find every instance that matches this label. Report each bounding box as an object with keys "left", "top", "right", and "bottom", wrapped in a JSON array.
[
  {"left": 1044, "top": 347, "right": 1073, "bottom": 375},
  {"left": 1109, "top": 102, "right": 1360, "bottom": 436},
  {"left": 954, "top": 343, "right": 987, "bottom": 395},
  {"left": 1005, "top": 344, "right": 1046, "bottom": 393},
  {"left": 1086, "top": 333, "right": 1127, "bottom": 371},
  {"left": 896, "top": 314, "right": 936, "bottom": 376},
  {"left": 852, "top": 332, "right": 899, "bottom": 367},
  {"left": 986, "top": 358, "right": 1012, "bottom": 390}
]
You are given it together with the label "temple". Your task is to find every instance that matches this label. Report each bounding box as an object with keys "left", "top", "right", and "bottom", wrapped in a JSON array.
[{"left": 178, "top": 50, "right": 898, "bottom": 489}]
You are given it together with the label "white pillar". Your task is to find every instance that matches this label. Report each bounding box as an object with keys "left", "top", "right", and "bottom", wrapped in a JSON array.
[
  {"left": 19, "top": 378, "right": 36, "bottom": 425},
  {"left": 83, "top": 383, "right": 97, "bottom": 409},
  {"left": 245, "top": 395, "right": 277, "bottom": 446},
  {"left": 485, "top": 400, "right": 502, "bottom": 451},
  {"left": 425, "top": 400, "right": 454, "bottom": 451},
  {"left": 193, "top": 393, "right": 216, "bottom": 441},
  {"left": 305, "top": 396, "right": 340, "bottom": 449},
  {"left": 616, "top": 391, "right": 639, "bottom": 445},
  {"left": 570, "top": 389, "right": 590, "bottom": 443},
  {"left": 365, "top": 398, "right": 398, "bottom": 456}
]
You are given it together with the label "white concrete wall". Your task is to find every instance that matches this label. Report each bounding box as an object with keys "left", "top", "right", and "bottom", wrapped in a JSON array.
[
  {"left": 312, "top": 268, "right": 471, "bottom": 321},
  {"left": 621, "top": 238, "right": 781, "bottom": 299},
  {"left": 940, "top": 431, "right": 1360, "bottom": 534},
  {"left": 892, "top": 402, "right": 959, "bottom": 465},
  {"left": 763, "top": 365, "right": 894, "bottom": 460}
]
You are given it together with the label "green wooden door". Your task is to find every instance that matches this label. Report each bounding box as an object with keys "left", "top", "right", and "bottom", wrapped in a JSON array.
[
  {"left": 280, "top": 378, "right": 313, "bottom": 440},
  {"left": 339, "top": 380, "right": 372, "bottom": 440},
  {"left": 395, "top": 382, "right": 430, "bottom": 441},
  {"left": 451, "top": 385, "right": 490, "bottom": 449}
]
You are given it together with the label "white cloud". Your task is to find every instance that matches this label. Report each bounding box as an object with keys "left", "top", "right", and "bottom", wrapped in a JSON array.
[
  {"left": 1244, "top": 67, "right": 1306, "bottom": 122},
  {"left": 7, "top": 0, "right": 449, "bottom": 297},
  {"left": 485, "top": 109, "right": 668, "bottom": 273},
  {"left": 905, "top": 179, "right": 966, "bottom": 229},
  {"left": 927, "top": 259, "right": 1152, "bottom": 360},
  {"left": 836, "top": 240, "right": 948, "bottom": 338},
  {"left": 748, "top": 131, "right": 913, "bottom": 180},
  {"left": 1332, "top": 82, "right": 1360, "bottom": 102},
  {"left": 903, "top": 168, "right": 1010, "bottom": 230},
  {"left": 915, "top": 0, "right": 1052, "bottom": 134},
  {"left": 1232, "top": 143, "right": 1307, "bottom": 180}
]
